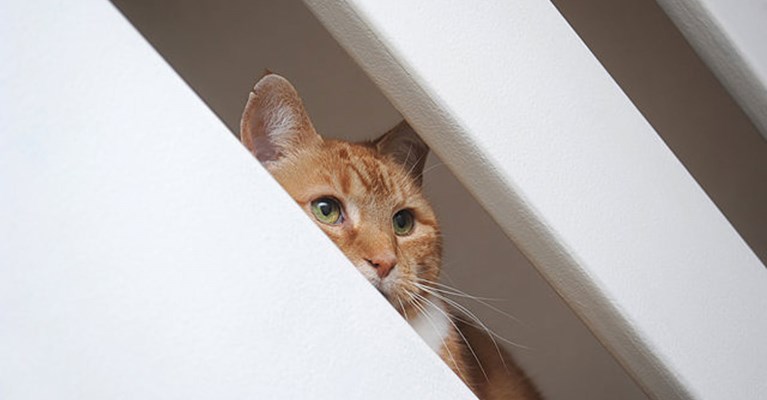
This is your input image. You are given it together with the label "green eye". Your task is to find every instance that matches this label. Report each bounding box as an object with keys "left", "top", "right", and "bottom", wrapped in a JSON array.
[
  {"left": 311, "top": 197, "right": 343, "bottom": 225},
  {"left": 393, "top": 209, "right": 415, "bottom": 236}
]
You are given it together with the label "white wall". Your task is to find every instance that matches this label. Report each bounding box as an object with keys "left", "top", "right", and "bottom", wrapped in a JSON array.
[
  {"left": 305, "top": 0, "right": 767, "bottom": 398},
  {"left": 0, "top": 2, "right": 474, "bottom": 399}
]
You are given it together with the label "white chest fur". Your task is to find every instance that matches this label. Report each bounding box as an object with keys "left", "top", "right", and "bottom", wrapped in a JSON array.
[{"left": 408, "top": 295, "right": 452, "bottom": 353}]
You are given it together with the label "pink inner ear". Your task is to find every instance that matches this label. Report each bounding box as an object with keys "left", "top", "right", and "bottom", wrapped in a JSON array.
[
  {"left": 242, "top": 99, "right": 284, "bottom": 163},
  {"left": 239, "top": 74, "right": 321, "bottom": 164},
  {"left": 252, "top": 135, "right": 281, "bottom": 163},
  {"left": 375, "top": 121, "right": 429, "bottom": 184}
]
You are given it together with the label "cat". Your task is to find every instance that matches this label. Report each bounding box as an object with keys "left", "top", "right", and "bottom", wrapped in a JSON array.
[{"left": 238, "top": 73, "right": 541, "bottom": 400}]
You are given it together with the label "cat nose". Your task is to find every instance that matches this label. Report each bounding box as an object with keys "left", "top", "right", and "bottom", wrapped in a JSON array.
[{"left": 366, "top": 253, "right": 397, "bottom": 279}]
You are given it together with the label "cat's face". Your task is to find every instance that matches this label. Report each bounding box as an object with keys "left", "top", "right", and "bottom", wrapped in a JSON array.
[{"left": 239, "top": 74, "right": 441, "bottom": 312}]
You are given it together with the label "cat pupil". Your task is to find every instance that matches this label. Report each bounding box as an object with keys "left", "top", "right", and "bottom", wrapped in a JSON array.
[
  {"left": 319, "top": 202, "right": 331, "bottom": 216},
  {"left": 395, "top": 214, "right": 406, "bottom": 228}
]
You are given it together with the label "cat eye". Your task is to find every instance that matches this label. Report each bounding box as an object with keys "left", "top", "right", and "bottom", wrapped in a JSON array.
[
  {"left": 392, "top": 209, "right": 415, "bottom": 236},
  {"left": 311, "top": 197, "right": 343, "bottom": 225}
]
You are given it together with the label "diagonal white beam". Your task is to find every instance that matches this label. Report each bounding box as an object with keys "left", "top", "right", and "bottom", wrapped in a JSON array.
[{"left": 303, "top": 1, "right": 767, "bottom": 398}]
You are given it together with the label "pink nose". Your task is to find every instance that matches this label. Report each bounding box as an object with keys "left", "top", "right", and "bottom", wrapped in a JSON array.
[{"left": 366, "top": 253, "right": 397, "bottom": 279}]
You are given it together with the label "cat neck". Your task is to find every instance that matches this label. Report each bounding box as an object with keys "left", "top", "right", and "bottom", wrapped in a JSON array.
[{"left": 407, "top": 294, "right": 452, "bottom": 354}]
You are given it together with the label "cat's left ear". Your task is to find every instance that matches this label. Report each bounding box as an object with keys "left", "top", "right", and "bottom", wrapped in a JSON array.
[
  {"left": 239, "top": 73, "right": 321, "bottom": 166},
  {"left": 375, "top": 121, "right": 429, "bottom": 186}
]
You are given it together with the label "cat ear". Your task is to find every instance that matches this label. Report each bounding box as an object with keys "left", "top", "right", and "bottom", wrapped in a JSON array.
[
  {"left": 375, "top": 121, "right": 429, "bottom": 186},
  {"left": 239, "top": 73, "right": 321, "bottom": 165}
]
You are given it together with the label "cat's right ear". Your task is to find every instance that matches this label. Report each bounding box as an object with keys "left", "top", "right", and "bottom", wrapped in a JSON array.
[
  {"left": 375, "top": 121, "right": 429, "bottom": 186},
  {"left": 239, "top": 73, "right": 321, "bottom": 165}
]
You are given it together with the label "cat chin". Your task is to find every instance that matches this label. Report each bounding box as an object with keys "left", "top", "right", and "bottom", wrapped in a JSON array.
[
  {"left": 371, "top": 279, "right": 392, "bottom": 298},
  {"left": 368, "top": 278, "right": 398, "bottom": 304}
]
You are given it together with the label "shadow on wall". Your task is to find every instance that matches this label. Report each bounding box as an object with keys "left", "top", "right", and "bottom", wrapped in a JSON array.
[{"left": 112, "top": 0, "right": 401, "bottom": 138}]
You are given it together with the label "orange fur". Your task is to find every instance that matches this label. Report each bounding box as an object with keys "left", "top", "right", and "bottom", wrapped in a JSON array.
[{"left": 239, "top": 73, "right": 541, "bottom": 399}]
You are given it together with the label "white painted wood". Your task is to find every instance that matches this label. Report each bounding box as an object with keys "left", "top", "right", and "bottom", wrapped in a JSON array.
[
  {"left": 656, "top": 0, "right": 767, "bottom": 139},
  {"left": 303, "top": 1, "right": 767, "bottom": 398},
  {"left": 0, "top": 1, "right": 476, "bottom": 399}
]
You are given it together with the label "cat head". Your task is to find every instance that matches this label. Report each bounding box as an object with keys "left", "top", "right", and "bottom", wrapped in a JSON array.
[{"left": 239, "top": 73, "right": 441, "bottom": 313}]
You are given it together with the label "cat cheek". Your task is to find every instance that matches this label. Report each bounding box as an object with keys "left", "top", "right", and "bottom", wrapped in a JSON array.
[
  {"left": 417, "top": 265, "right": 433, "bottom": 279},
  {"left": 414, "top": 260, "right": 438, "bottom": 277},
  {"left": 313, "top": 225, "right": 346, "bottom": 246}
]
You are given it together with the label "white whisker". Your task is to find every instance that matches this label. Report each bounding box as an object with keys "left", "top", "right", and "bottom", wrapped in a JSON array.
[
  {"left": 414, "top": 281, "right": 532, "bottom": 374},
  {"left": 417, "top": 284, "right": 511, "bottom": 371},
  {"left": 422, "top": 282, "right": 502, "bottom": 302},
  {"left": 418, "top": 279, "right": 528, "bottom": 326},
  {"left": 412, "top": 291, "right": 490, "bottom": 382},
  {"left": 397, "top": 296, "right": 409, "bottom": 320},
  {"left": 416, "top": 161, "right": 444, "bottom": 180}
]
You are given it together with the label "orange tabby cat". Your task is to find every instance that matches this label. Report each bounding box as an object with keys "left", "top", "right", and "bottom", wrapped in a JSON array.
[{"left": 239, "top": 73, "right": 541, "bottom": 400}]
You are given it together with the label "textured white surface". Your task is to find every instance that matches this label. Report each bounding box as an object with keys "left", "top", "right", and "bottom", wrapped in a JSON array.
[
  {"left": 304, "top": 0, "right": 767, "bottom": 399},
  {"left": 657, "top": 0, "right": 767, "bottom": 139},
  {"left": 0, "top": 1, "right": 475, "bottom": 399}
]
